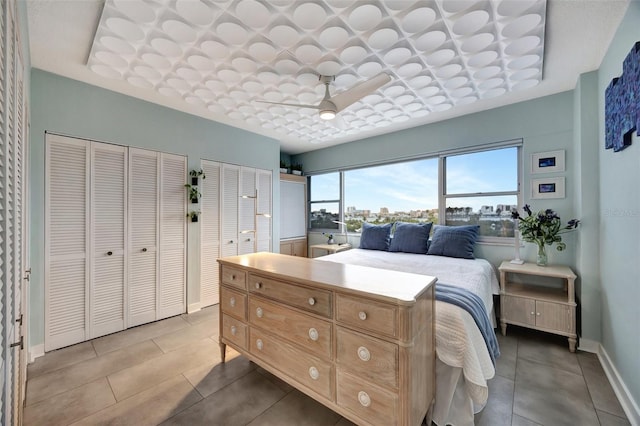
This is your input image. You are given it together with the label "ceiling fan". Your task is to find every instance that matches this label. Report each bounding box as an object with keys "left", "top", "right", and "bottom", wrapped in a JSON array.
[{"left": 257, "top": 73, "right": 392, "bottom": 120}]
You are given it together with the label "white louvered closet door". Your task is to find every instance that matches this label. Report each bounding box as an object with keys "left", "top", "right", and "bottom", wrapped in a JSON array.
[
  {"left": 200, "top": 160, "right": 220, "bottom": 307},
  {"left": 128, "top": 148, "right": 158, "bottom": 327},
  {"left": 221, "top": 163, "right": 239, "bottom": 257},
  {"left": 256, "top": 169, "right": 272, "bottom": 253},
  {"left": 45, "top": 135, "right": 89, "bottom": 351},
  {"left": 90, "top": 142, "right": 127, "bottom": 339},
  {"left": 238, "top": 167, "right": 256, "bottom": 255},
  {"left": 158, "top": 153, "right": 186, "bottom": 318}
]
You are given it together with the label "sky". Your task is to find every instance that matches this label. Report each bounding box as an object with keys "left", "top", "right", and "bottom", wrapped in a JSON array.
[{"left": 310, "top": 147, "right": 518, "bottom": 214}]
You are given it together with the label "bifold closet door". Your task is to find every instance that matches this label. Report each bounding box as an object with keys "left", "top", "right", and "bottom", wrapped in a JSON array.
[
  {"left": 238, "top": 167, "right": 256, "bottom": 255},
  {"left": 128, "top": 148, "right": 158, "bottom": 327},
  {"left": 221, "top": 163, "right": 239, "bottom": 257},
  {"left": 200, "top": 160, "right": 221, "bottom": 307},
  {"left": 90, "top": 142, "right": 127, "bottom": 339},
  {"left": 256, "top": 169, "right": 272, "bottom": 252}
]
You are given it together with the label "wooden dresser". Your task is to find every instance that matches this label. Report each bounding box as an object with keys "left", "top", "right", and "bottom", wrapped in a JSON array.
[{"left": 218, "top": 252, "right": 435, "bottom": 426}]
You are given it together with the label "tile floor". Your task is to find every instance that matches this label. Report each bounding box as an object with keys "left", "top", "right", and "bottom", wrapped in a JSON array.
[{"left": 25, "top": 306, "right": 630, "bottom": 426}]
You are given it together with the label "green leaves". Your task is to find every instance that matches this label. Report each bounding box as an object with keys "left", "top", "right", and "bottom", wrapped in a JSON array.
[{"left": 514, "top": 206, "right": 579, "bottom": 252}]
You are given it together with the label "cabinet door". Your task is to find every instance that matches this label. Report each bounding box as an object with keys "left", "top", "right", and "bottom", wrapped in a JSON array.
[
  {"left": 221, "top": 164, "right": 239, "bottom": 257},
  {"left": 45, "top": 135, "right": 90, "bottom": 350},
  {"left": 256, "top": 169, "right": 272, "bottom": 252},
  {"left": 159, "top": 153, "right": 186, "bottom": 318},
  {"left": 536, "top": 301, "right": 574, "bottom": 333},
  {"left": 292, "top": 240, "right": 307, "bottom": 257},
  {"left": 201, "top": 160, "right": 221, "bottom": 307},
  {"left": 128, "top": 148, "right": 158, "bottom": 327},
  {"left": 503, "top": 295, "right": 535, "bottom": 327},
  {"left": 279, "top": 242, "right": 293, "bottom": 255},
  {"left": 91, "top": 142, "right": 127, "bottom": 338}
]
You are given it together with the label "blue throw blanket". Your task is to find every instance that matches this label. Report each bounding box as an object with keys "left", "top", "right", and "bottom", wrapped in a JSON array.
[{"left": 436, "top": 283, "right": 500, "bottom": 366}]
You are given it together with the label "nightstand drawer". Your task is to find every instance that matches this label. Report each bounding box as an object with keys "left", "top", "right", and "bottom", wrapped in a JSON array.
[
  {"left": 220, "top": 287, "right": 247, "bottom": 320},
  {"left": 337, "top": 370, "right": 398, "bottom": 426},
  {"left": 221, "top": 265, "right": 247, "bottom": 290},
  {"left": 336, "top": 327, "right": 398, "bottom": 388},
  {"left": 222, "top": 314, "right": 247, "bottom": 351},
  {"left": 336, "top": 294, "right": 398, "bottom": 338},
  {"left": 248, "top": 273, "right": 332, "bottom": 318},
  {"left": 249, "top": 295, "right": 332, "bottom": 359}
]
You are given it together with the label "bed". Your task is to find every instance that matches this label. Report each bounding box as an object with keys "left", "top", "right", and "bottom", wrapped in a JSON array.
[{"left": 317, "top": 248, "right": 500, "bottom": 426}]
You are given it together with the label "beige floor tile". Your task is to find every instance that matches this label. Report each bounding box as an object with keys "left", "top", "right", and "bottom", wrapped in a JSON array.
[
  {"left": 474, "top": 374, "right": 515, "bottom": 426},
  {"left": 578, "top": 351, "right": 628, "bottom": 418},
  {"left": 27, "top": 339, "right": 163, "bottom": 406},
  {"left": 92, "top": 316, "right": 190, "bottom": 355},
  {"left": 160, "top": 370, "right": 286, "bottom": 426},
  {"left": 108, "top": 337, "right": 218, "bottom": 401},
  {"left": 247, "top": 389, "right": 341, "bottom": 426},
  {"left": 182, "top": 305, "right": 219, "bottom": 325},
  {"left": 516, "top": 330, "right": 581, "bottom": 375},
  {"left": 513, "top": 358, "right": 599, "bottom": 426},
  {"left": 71, "top": 375, "right": 202, "bottom": 426},
  {"left": 183, "top": 354, "right": 255, "bottom": 398},
  {"left": 597, "top": 409, "right": 632, "bottom": 426},
  {"left": 23, "top": 377, "right": 115, "bottom": 426},
  {"left": 495, "top": 332, "right": 517, "bottom": 380},
  {"left": 511, "top": 414, "right": 542, "bottom": 426},
  {"left": 153, "top": 319, "right": 218, "bottom": 353},
  {"left": 27, "top": 341, "right": 96, "bottom": 378}
]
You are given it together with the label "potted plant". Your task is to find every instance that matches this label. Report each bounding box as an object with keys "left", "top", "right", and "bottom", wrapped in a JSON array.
[
  {"left": 186, "top": 210, "right": 200, "bottom": 223},
  {"left": 189, "top": 169, "right": 206, "bottom": 185},
  {"left": 291, "top": 163, "right": 303, "bottom": 176},
  {"left": 279, "top": 160, "right": 289, "bottom": 174},
  {"left": 184, "top": 184, "right": 201, "bottom": 203}
]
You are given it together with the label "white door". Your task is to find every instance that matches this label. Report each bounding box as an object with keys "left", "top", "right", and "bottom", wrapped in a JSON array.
[
  {"left": 200, "top": 160, "right": 220, "bottom": 307},
  {"left": 256, "top": 169, "right": 272, "bottom": 252},
  {"left": 128, "top": 148, "right": 159, "bottom": 327},
  {"left": 238, "top": 167, "right": 256, "bottom": 255},
  {"left": 44, "top": 135, "right": 90, "bottom": 351},
  {"left": 158, "top": 153, "right": 186, "bottom": 318},
  {"left": 221, "top": 163, "right": 239, "bottom": 257},
  {"left": 90, "top": 142, "right": 127, "bottom": 339}
]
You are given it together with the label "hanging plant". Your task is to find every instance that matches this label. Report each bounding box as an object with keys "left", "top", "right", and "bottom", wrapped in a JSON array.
[
  {"left": 184, "top": 184, "right": 201, "bottom": 203},
  {"left": 189, "top": 168, "right": 206, "bottom": 185},
  {"left": 186, "top": 210, "right": 200, "bottom": 223}
]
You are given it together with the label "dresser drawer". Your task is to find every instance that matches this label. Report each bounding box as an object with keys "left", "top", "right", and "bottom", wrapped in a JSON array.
[
  {"left": 221, "top": 265, "right": 247, "bottom": 290},
  {"left": 248, "top": 273, "right": 332, "bottom": 318},
  {"left": 336, "top": 327, "right": 398, "bottom": 388},
  {"left": 222, "top": 314, "right": 247, "bottom": 351},
  {"left": 337, "top": 370, "right": 398, "bottom": 426},
  {"left": 336, "top": 294, "right": 397, "bottom": 338},
  {"left": 250, "top": 328, "right": 333, "bottom": 400},
  {"left": 221, "top": 287, "right": 247, "bottom": 320},
  {"left": 249, "top": 296, "right": 332, "bottom": 359}
]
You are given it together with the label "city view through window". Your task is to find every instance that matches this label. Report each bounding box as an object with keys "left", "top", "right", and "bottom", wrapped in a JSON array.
[{"left": 309, "top": 147, "right": 519, "bottom": 238}]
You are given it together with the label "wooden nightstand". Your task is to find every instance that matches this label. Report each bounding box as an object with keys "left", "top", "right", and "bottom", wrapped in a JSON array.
[
  {"left": 498, "top": 261, "right": 577, "bottom": 352},
  {"left": 309, "top": 243, "right": 351, "bottom": 258}
]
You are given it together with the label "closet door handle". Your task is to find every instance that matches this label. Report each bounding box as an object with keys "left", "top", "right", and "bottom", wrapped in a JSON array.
[
  {"left": 142, "top": 248, "right": 147, "bottom": 252},
  {"left": 107, "top": 251, "right": 113, "bottom": 256}
]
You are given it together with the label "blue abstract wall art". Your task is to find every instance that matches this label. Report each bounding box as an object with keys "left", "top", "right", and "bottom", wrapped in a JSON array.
[{"left": 605, "top": 41, "right": 639, "bottom": 152}]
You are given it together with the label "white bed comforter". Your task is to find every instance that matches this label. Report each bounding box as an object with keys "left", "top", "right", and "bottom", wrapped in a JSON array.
[{"left": 318, "top": 249, "right": 500, "bottom": 424}]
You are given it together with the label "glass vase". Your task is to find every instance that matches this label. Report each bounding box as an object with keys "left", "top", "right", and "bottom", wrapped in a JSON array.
[{"left": 536, "top": 243, "right": 548, "bottom": 266}]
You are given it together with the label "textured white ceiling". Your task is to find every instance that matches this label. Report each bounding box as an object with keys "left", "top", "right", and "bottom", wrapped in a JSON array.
[{"left": 27, "top": 0, "right": 630, "bottom": 154}]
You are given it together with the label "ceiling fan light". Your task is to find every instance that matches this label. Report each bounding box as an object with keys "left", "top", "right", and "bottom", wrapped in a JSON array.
[{"left": 319, "top": 109, "right": 336, "bottom": 120}]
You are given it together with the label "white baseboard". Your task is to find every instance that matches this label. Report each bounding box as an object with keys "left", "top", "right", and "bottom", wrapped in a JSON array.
[
  {"left": 598, "top": 344, "right": 640, "bottom": 426},
  {"left": 187, "top": 303, "right": 201, "bottom": 314},
  {"left": 578, "top": 338, "right": 600, "bottom": 353},
  {"left": 29, "top": 344, "right": 44, "bottom": 363}
]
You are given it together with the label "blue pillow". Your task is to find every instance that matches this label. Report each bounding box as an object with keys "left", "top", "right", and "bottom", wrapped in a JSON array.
[
  {"left": 359, "top": 222, "right": 392, "bottom": 251},
  {"left": 389, "top": 222, "right": 433, "bottom": 254},
  {"left": 427, "top": 225, "right": 479, "bottom": 259}
]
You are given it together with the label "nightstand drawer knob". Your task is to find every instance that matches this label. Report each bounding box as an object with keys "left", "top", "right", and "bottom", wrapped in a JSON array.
[
  {"left": 308, "top": 297, "right": 316, "bottom": 306},
  {"left": 256, "top": 339, "right": 263, "bottom": 350},
  {"left": 308, "top": 328, "right": 319, "bottom": 341},
  {"left": 255, "top": 282, "right": 262, "bottom": 289},
  {"left": 256, "top": 307, "right": 263, "bottom": 318},
  {"left": 531, "top": 312, "right": 535, "bottom": 315},
  {"left": 357, "top": 346, "right": 371, "bottom": 362},
  {"left": 231, "top": 274, "right": 236, "bottom": 280},
  {"left": 229, "top": 297, "right": 236, "bottom": 307},
  {"left": 537, "top": 312, "right": 541, "bottom": 316},
  {"left": 358, "top": 391, "right": 371, "bottom": 407},
  {"left": 309, "top": 366, "right": 319, "bottom": 380},
  {"left": 358, "top": 311, "right": 367, "bottom": 321},
  {"left": 230, "top": 325, "right": 237, "bottom": 336}
]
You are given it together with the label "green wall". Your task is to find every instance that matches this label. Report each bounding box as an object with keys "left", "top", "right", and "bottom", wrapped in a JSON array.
[
  {"left": 597, "top": 0, "right": 640, "bottom": 417},
  {"left": 29, "top": 69, "right": 280, "bottom": 350}
]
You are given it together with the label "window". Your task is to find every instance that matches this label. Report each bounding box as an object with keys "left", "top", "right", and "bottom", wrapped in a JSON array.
[{"left": 309, "top": 172, "right": 340, "bottom": 230}]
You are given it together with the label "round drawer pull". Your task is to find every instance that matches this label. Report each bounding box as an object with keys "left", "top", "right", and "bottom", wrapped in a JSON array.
[
  {"left": 255, "top": 282, "right": 262, "bottom": 289},
  {"left": 256, "top": 339, "right": 263, "bottom": 350},
  {"left": 231, "top": 274, "right": 236, "bottom": 280},
  {"left": 358, "top": 391, "right": 371, "bottom": 407},
  {"left": 256, "top": 307, "right": 263, "bottom": 318},
  {"left": 531, "top": 311, "right": 535, "bottom": 316},
  {"left": 308, "top": 366, "right": 320, "bottom": 380},
  {"left": 230, "top": 325, "right": 237, "bottom": 336},
  {"left": 358, "top": 311, "right": 367, "bottom": 321},
  {"left": 308, "top": 328, "right": 319, "bottom": 341},
  {"left": 229, "top": 297, "right": 236, "bottom": 308},
  {"left": 357, "top": 346, "right": 371, "bottom": 362},
  {"left": 308, "top": 297, "right": 316, "bottom": 306}
]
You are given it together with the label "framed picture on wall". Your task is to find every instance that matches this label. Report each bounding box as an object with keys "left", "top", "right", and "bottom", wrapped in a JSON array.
[
  {"left": 531, "top": 177, "right": 565, "bottom": 199},
  {"left": 531, "top": 150, "right": 565, "bottom": 174}
]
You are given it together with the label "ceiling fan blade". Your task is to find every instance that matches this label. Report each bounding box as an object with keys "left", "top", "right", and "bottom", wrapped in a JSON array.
[
  {"left": 331, "top": 73, "right": 392, "bottom": 112},
  {"left": 255, "top": 100, "right": 321, "bottom": 110}
]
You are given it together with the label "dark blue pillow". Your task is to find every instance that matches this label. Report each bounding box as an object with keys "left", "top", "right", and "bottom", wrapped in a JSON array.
[
  {"left": 389, "top": 222, "right": 433, "bottom": 254},
  {"left": 427, "top": 225, "right": 479, "bottom": 259},
  {"left": 359, "top": 222, "right": 392, "bottom": 251}
]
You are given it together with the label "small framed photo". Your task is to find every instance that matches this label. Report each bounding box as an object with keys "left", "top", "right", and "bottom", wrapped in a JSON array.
[
  {"left": 531, "top": 177, "right": 565, "bottom": 199},
  {"left": 531, "top": 150, "right": 565, "bottom": 174}
]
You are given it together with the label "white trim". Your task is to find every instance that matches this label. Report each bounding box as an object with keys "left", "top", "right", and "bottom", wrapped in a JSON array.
[
  {"left": 598, "top": 344, "right": 640, "bottom": 425},
  {"left": 187, "top": 303, "right": 202, "bottom": 314},
  {"left": 29, "top": 344, "right": 44, "bottom": 363},
  {"left": 577, "top": 338, "right": 600, "bottom": 353}
]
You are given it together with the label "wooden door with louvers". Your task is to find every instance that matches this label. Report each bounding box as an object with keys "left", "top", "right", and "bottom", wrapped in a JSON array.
[
  {"left": 200, "top": 160, "right": 221, "bottom": 307},
  {"left": 158, "top": 153, "right": 186, "bottom": 318},
  {"left": 256, "top": 169, "right": 272, "bottom": 253},
  {"left": 238, "top": 167, "right": 256, "bottom": 255},
  {"left": 90, "top": 142, "right": 127, "bottom": 339},
  {"left": 221, "top": 163, "right": 239, "bottom": 258},
  {"left": 128, "top": 148, "right": 159, "bottom": 327}
]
